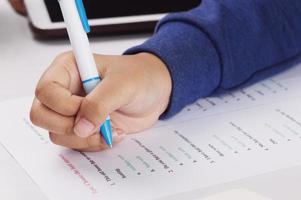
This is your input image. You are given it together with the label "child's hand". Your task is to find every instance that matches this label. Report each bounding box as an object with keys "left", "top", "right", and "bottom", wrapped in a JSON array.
[{"left": 30, "top": 52, "right": 172, "bottom": 151}]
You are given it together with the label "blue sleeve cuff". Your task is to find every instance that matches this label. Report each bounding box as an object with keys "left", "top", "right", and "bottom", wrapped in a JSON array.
[{"left": 124, "top": 21, "right": 221, "bottom": 119}]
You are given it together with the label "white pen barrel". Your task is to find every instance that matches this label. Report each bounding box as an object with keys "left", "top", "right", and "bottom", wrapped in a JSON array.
[{"left": 58, "top": 0, "right": 99, "bottom": 82}]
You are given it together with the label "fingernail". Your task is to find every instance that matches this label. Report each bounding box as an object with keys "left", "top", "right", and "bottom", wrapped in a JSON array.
[{"left": 74, "top": 118, "right": 95, "bottom": 138}]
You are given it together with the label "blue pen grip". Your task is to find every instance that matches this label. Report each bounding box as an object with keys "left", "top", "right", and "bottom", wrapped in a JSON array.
[{"left": 82, "top": 77, "right": 113, "bottom": 148}]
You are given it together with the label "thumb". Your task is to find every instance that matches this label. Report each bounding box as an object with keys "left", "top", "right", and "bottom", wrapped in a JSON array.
[{"left": 73, "top": 76, "right": 134, "bottom": 138}]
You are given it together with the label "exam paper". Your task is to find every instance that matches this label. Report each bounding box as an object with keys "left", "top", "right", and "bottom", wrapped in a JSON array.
[
  {"left": 1, "top": 64, "right": 301, "bottom": 200},
  {"left": 198, "top": 189, "right": 271, "bottom": 200},
  {"left": 2, "top": 97, "right": 301, "bottom": 199}
]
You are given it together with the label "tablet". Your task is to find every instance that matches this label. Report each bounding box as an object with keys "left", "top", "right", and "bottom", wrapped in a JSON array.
[{"left": 24, "top": 0, "right": 200, "bottom": 39}]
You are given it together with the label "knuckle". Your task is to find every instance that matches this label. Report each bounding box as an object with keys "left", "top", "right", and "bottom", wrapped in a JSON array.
[
  {"left": 35, "top": 83, "right": 52, "bottom": 103},
  {"left": 53, "top": 52, "right": 76, "bottom": 71},
  {"left": 34, "top": 84, "right": 45, "bottom": 100},
  {"left": 29, "top": 106, "right": 39, "bottom": 126},
  {"left": 55, "top": 51, "right": 74, "bottom": 62}
]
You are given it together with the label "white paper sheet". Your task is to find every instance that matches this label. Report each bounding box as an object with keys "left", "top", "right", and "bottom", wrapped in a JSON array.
[
  {"left": 1, "top": 64, "right": 301, "bottom": 200},
  {"left": 198, "top": 189, "right": 271, "bottom": 200}
]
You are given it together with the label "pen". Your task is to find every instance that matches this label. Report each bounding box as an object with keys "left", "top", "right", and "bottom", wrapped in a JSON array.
[{"left": 58, "top": 0, "right": 113, "bottom": 148}]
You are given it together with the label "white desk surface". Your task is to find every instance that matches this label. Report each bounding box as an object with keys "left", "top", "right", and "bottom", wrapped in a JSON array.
[{"left": 1, "top": 1, "right": 301, "bottom": 200}]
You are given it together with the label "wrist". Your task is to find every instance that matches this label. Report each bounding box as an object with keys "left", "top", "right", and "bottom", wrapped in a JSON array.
[{"left": 134, "top": 52, "right": 172, "bottom": 114}]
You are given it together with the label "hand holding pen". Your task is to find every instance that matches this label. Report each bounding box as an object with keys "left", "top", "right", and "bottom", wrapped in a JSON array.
[
  {"left": 58, "top": 0, "right": 113, "bottom": 147},
  {"left": 29, "top": 0, "right": 171, "bottom": 151}
]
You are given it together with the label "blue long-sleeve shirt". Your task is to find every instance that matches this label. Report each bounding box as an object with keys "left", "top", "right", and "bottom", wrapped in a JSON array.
[{"left": 125, "top": 0, "right": 301, "bottom": 119}]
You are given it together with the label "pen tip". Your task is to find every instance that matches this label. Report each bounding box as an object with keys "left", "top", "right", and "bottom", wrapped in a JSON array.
[{"left": 100, "top": 119, "right": 113, "bottom": 149}]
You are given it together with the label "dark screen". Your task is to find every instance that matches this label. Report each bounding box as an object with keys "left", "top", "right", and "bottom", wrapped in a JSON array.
[{"left": 45, "top": 0, "right": 200, "bottom": 22}]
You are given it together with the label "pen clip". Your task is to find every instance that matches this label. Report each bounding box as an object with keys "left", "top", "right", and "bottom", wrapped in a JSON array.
[{"left": 75, "top": 0, "right": 91, "bottom": 33}]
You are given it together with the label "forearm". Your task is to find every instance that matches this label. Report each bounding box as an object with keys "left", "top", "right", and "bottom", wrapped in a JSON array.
[{"left": 125, "top": 0, "right": 301, "bottom": 118}]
